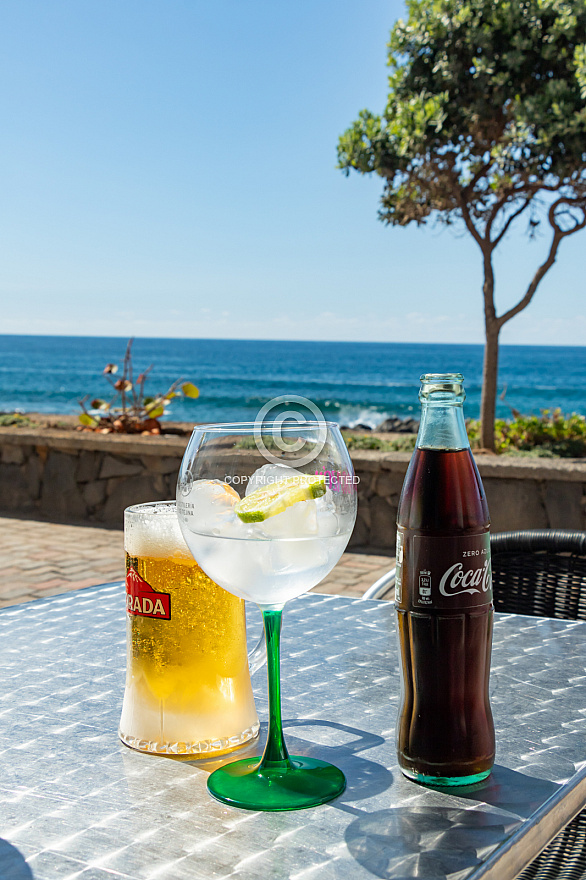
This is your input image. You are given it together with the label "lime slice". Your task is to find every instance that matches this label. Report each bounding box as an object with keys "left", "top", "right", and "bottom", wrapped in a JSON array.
[{"left": 235, "top": 475, "right": 326, "bottom": 523}]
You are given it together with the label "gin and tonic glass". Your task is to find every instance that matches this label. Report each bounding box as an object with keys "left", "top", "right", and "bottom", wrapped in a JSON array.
[{"left": 177, "top": 421, "right": 357, "bottom": 811}]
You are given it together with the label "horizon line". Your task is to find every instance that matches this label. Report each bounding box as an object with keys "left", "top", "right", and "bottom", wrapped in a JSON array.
[{"left": 0, "top": 332, "right": 584, "bottom": 350}]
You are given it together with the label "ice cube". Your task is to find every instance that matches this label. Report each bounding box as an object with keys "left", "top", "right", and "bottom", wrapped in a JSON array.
[
  {"left": 316, "top": 485, "right": 335, "bottom": 511},
  {"left": 268, "top": 534, "right": 329, "bottom": 577},
  {"left": 247, "top": 462, "right": 338, "bottom": 539},
  {"left": 245, "top": 463, "right": 302, "bottom": 497},
  {"left": 215, "top": 515, "right": 259, "bottom": 541},
  {"left": 311, "top": 482, "right": 343, "bottom": 536},
  {"left": 315, "top": 506, "right": 339, "bottom": 538},
  {"left": 187, "top": 529, "right": 270, "bottom": 601},
  {"left": 259, "top": 498, "right": 318, "bottom": 539},
  {"left": 178, "top": 479, "right": 241, "bottom": 536}
]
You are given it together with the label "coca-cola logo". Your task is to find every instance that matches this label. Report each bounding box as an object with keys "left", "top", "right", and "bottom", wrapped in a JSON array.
[
  {"left": 439, "top": 559, "right": 491, "bottom": 598},
  {"left": 126, "top": 568, "right": 171, "bottom": 619}
]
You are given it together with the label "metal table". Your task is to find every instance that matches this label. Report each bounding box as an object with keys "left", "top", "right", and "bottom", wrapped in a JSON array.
[{"left": 0, "top": 584, "right": 585, "bottom": 880}]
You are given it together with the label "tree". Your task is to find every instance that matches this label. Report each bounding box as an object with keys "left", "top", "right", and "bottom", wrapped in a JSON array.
[{"left": 338, "top": 0, "right": 586, "bottom": 450}]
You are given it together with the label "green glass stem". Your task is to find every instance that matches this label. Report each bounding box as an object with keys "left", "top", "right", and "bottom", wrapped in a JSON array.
[
  {"left": 206, "top": 604, "right": 346, "bottom": 810},
  {"left": 258, "top": 608, "right": 292, "bottom": 770}
]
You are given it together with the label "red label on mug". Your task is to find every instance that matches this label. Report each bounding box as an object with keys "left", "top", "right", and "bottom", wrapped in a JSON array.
[{"left": 125, "top": 568, "right": 171, "bottom": 620}]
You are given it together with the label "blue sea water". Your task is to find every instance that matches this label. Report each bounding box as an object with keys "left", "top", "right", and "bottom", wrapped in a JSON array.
[{"left": 0, "top": 335, "right": 584, "bottom": 427}]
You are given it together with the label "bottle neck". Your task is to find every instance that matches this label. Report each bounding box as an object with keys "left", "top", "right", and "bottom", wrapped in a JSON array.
[{"left": 416, "top": 402, "right": 469, "bottom": 451}]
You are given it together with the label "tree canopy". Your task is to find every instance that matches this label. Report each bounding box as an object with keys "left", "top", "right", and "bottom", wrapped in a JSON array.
[{"left": 338, "top": 0, "right": 586, "bottom": 448}]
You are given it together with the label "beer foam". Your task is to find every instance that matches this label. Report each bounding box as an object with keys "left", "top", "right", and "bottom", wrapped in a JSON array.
[{"left": 125, "top": 508, "right": 193, "bottom": 560}]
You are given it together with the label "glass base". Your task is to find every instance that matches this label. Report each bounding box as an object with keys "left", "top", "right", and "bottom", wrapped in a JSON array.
[
  {"left": 401, "top": 767, "right": 491, "bottom": 787},
  {"left": 118, "top": 722, "right": 260, "bottom": 757},
  {"left": 207, "top": 755, "right": 346, "bottom": 811}
]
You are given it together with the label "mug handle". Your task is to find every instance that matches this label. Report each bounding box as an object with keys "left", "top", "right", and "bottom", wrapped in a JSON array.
[{"left": 248, "top": 610, "right": 266, "bottom": 674}]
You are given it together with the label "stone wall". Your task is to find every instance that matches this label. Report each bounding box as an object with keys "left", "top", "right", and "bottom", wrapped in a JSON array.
[
  {"left": 1, "top": 426, "right": 585, "bottom": 550},
  {"left": 0, "top": 429, "right": 183, "bottom": 525},
  {"left": 350, "top": 451, "right": 586, "bottom": 551}
]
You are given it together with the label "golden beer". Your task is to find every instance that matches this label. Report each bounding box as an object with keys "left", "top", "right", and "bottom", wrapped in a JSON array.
[{"left": 119, "top": 501, "right": 259, "bottom": 755}]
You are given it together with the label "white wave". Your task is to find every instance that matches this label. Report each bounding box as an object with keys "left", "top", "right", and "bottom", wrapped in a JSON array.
[{"left": 334, "top": 407, "right": 393, "bottom": 430}]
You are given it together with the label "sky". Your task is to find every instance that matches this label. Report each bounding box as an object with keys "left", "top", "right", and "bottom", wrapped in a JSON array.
[{"left": 0, "top": 0, "right": 584, "bottom": 346}]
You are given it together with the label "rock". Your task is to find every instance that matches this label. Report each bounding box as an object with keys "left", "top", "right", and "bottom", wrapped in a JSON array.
[
  {"left": 483, "top": 478, "right": 547, "bottom": 532},
  {"left": 340, "top": 424, "right": 372, "bottom": 432},
  {"left": 349, "top": 507, "right": 370, "bottom": 547},
  {"left": 374, "top": 471, "right": 403, "bottom": 500},
  {"left": 0, "top": 463, "right": 33, "bottom": 511},
  {"left": 543, "top": 481, "right": 584, "bottom": 529},
  {"left": 140, "top": 455, "right": 181, "bottom": 475},
  {"left": 100, "top": 475, "right": 168, "bottom": 525},
  {"left": 39, "top": 451, "right": 87, "bottom": 519},
  {"left": 369, "top": 496, "right": 397, "bottom": 549},
  {"left": 26, "top": 455, "right": 44, "bottom": 500},
  {"left": 83, "top": 480, "right": 108, "bottom": 510},
  {"left": 377, "top": 417, "right": 419, "bottom": 434},
  {"left": 163, "top": 471, "right": 180, "bottom": 496},
  {"left": 76, "top": 451, "right": 101, "bottom": 483},
  {"left": 377, "top": 417, "right": 399, "bottom": 433},
  {"left": 1, "top": 445, "right": 25, "bottom": 465},
  {"left": 99, "top": 455, "right": 144, "bottom": 479}
]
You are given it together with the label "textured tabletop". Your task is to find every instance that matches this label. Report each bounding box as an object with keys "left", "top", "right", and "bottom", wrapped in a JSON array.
[{"left": 0, "top": 585, "right": 585, "bottom": 880}]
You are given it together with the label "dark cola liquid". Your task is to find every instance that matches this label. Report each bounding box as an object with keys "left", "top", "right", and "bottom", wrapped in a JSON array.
[{"left": 395, "top": 447, "right": 495, "bottom": 784}]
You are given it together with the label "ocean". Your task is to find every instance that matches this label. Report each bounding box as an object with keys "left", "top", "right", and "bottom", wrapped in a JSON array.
[{"left": 0, "top": 335, "right": 584, "bottom": 428}]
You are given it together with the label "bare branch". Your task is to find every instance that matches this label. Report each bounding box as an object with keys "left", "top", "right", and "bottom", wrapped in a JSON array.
[
  {"left": 483, "top": 193, "right": 509, "bottom": 239},
  {"left": 497, "top": 197, "right": 586, "bottom": 328},
  {"left": 455, "top": 189, "right": 484, "bottom": 247},
  {"left": 491, "top": 199, "right": 531, "bottom": 247},
  {"left": 497, "top": 230, "right": 561, "bottom": 328},
  {"left": 549, "top": 196, "right": 586, "bottom": 237}
]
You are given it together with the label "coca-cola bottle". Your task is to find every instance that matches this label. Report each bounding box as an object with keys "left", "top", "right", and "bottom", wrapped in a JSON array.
[{"left": 395, "top": 373, "right": 495, "bottom": 786}]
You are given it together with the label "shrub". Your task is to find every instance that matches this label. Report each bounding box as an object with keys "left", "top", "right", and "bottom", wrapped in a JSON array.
[
  {"left": 342, "top": 432, "right": 416, "bottom": 452},
  {"left": 0, "top": 413, "right": 33, "bottom": 427},
  {"left": 78, "top": 339, "right": 199, "bottom": 434},
  {"left": 467, "top": 410, "right": 586, "bottom": 458}
]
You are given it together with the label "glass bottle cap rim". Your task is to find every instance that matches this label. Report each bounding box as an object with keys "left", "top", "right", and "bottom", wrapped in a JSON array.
[
  {"left": 419, "top": 373, "right": 465, "bottom": 403},
  {"left": 420, "top": 373, "right": 464, "bottom": 383}
]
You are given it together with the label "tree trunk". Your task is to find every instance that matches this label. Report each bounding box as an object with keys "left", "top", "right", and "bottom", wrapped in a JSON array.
[{"left": 480, "top": 320, "right": 500, "bottom": 450}]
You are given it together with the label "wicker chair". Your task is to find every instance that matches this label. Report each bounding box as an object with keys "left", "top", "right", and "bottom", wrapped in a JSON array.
[
  {"left": 363, "top": 529, "right": 586, "bottom": 880},
  {"left": 490, "top": 529, "right": 586, "bottom": 622}
]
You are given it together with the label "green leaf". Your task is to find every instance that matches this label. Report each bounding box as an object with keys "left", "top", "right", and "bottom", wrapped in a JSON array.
[
  {"left": 182, "top": 382, "right": 199, "bottom": 399},
  {"left": 79, "top": 413, "right": 99, "bottom": 427},
  {"left": 145, "top": 406, "right": 164, "bottom": 419}
]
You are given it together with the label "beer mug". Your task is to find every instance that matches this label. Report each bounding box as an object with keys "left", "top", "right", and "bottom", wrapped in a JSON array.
[{"left": 119, "top": 501, "right": 264, "bottom": 756}]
